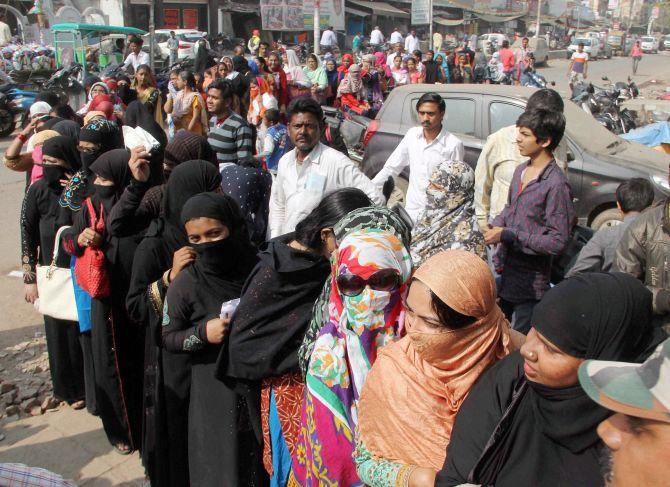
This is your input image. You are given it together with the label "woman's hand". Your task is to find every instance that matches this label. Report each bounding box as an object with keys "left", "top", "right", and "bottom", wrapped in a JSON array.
[
  {"left": 206, "top": 317, "right": 231, "bottom": 344},
  {"left": 21, "top": 118, "right": 38, "bottom": 138},
  {"left": 77, "top": 228, "right": 103, "bottom": 248},
  {"left": 128, "top": 146, "right": 151, "bottom": 182},
  {"left": 408, "top": 467, "right": 437, "bottom": 487},
  {"left": 24, "top": 283, "right": 38, "bottom": 304},
  {"left": 169, "top": 246, "right": 196, "bottom": 282}
]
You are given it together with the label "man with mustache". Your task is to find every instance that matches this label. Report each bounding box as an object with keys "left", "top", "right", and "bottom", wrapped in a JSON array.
[
  {"left": 579, "top": 337, "right": 670, "bottom": 486},
  {"left": 372, "top": 92, "right": 464, "bottom": 223},
  {"left": 268, "top": 97, "right": 383, "bottom": 237}
]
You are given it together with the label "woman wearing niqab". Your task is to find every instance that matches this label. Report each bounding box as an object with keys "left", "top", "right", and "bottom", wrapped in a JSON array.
[{"left": 162, "top": 192, "right": 264, "bottom": 486}]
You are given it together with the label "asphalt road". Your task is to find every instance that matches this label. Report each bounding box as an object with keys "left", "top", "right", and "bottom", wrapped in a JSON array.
[{"left": 536, "top": 51, "right": 670, "bottom": 95}]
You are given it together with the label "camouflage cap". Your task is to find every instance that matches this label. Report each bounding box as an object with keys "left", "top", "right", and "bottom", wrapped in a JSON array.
[{"left": 578, "top": 337, "right": 670, "bottom": 423}]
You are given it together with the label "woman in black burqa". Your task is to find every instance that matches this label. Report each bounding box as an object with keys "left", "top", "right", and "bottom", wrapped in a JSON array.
[
  {"left": 62, "top": 149, "right": 144, "bottom": 454},
  {"left": 436, "top": 272, "right": 666, "bottom": 487},
  {"left": 20, "top": 135, "right": 86, "bottom": 408},
  {"left": 162, "top": 192, "right": 264, "bottom": 486},
  {"left": 125, "top": 160, "right": 221, "bottom": 486}
]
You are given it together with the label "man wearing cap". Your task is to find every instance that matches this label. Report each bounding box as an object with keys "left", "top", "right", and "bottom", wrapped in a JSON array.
[{"left": 579, "top": 337, "right": 670, "bottom": 486}]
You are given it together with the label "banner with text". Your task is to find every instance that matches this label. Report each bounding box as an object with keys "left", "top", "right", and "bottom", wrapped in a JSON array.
[
  {"left": 412, "top": 0, "right": 431, "bottom": 25},
  {"left": 260, "top": 0, "right": 344, "bottom": 31}
]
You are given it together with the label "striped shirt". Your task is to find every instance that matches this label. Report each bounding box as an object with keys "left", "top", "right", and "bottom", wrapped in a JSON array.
[{"left": 208, "top": 112, "right": 253, "bottom": 164}]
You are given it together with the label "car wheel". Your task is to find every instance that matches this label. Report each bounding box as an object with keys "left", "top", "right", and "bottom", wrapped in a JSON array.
[{"left": 590, "top": 207, "right": 623, "bottom": 230}]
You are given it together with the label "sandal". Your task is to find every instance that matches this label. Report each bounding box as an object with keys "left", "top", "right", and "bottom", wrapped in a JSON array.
[
  {"left": 114, "top": 443, "right": 132, "bottom": 455},
  {"left": 70, "top": 400, "right": 86, "bottom": 410}
]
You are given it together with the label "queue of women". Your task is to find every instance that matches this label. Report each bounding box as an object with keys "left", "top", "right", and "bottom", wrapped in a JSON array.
[{"left": 2, "top": 41, "right": 667, "bottom": 487}]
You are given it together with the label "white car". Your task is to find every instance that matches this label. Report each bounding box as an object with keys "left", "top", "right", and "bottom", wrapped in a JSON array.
[
  {"left": 640, "top": 36, "right": 659, "bottom": 54},
  {"left": 478, "top": 33, "right": 509, "bottom": 55},
  {"left": 568, "top": 37, "right": 600, "bottom": 60},
  {"left": 145, "top": 29, "right": 204, "bottom": 62}
]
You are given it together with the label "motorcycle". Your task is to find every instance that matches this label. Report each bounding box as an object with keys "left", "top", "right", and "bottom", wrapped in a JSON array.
[
  {"left": 0, "top": 74, "right": 37, "bottom": 136},
  {"left": 571, "top": 79, "right": 636, "bottom": 134}
]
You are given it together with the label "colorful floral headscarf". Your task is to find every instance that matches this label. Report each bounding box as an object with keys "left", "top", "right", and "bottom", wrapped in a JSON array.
[{"left": 293, "top": 228, "right": 413, "bottom": 486}]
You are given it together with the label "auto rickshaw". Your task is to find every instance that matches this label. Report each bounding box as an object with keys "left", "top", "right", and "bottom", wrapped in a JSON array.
[
  {"left": 51, "top": 23, "right": 147, "bottom": 72},
  {"left": 607, "top": 30, "right": 626, "bottom": 56}
]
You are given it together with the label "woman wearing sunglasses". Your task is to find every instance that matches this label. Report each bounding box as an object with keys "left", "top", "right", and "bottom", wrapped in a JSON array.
[
  {"left": 292, "top": 228, "right": 413, "bottom": 486},
  {"left": 217, "top": 188, "right": 373, "bottom": 487},
  {"left": 355, "top": 249, "right": 519, "bottom": 487}
]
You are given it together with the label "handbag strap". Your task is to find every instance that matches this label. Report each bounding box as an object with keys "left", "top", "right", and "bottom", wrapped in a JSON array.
[
  {"left": 84, "top": 198, "right": 105, "bottom": 234},
  {"left": 48, "top": 225, "right": 72, "bottom": 271}
]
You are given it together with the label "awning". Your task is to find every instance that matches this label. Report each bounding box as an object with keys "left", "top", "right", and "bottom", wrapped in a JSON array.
[
  {"left": 345, "top": 6, "right": 370, "bottom": 17},
  {"left": 474, "top": 12, "right": 526, "bottom": 23},
  {"left": 434, "top": 17, "right": 464, "bottom": 26},
  {"left": 347, "top": 0, "right": 410, "bottom": 18}
]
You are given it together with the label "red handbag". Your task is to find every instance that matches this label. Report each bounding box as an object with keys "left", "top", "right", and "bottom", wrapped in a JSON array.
[{"left": 74, "top": 198, "right": 110, "bottom": 299}]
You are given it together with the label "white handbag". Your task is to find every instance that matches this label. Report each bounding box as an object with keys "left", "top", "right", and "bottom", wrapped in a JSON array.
[{"left": 36, "top": 226, "right": 79, "bottom": 322}]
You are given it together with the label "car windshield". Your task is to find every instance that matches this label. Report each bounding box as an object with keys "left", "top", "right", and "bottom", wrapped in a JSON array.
[
  {"left": 641, "top": 37, "right": 654, "bottom": 42},
  {"left": 574, "top": 38, "right": 591, "bottom": 45},
  {"left": 563, "top": 101, "right": 626, "bottom": 154}
]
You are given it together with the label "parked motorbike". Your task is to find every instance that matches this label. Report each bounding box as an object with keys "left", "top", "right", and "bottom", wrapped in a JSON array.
[
  {"left": 0, "top": 81, "right": 37, "bottom": 136},
  {"left": 571, "top": 79, "right": 637, "bottom": 135}
]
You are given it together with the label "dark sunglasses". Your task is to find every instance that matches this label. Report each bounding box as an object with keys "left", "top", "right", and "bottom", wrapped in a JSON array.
[{"left": 336, "top": 268, "right": 400, "bottom": 297}]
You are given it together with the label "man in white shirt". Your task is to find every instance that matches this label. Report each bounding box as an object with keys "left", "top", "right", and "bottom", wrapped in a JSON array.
[
  {"left": 269, "top": 98, "right": 383, "bottom": 237},
  {"left": 372, "top": 93, "right": 464, "bottom": 223},
  {"left": 387, "top": 43, "right": 404, "bottom": 68},
  {"left": 370, "top": 26, "right": 384, "bottom": 50},
  {"left": 390, "top": 27, "right": 404, "bottom": 45},
  {"left": 319, "top": 26, "right": 338, "bottom": 54},
  {"left": 405, "top": 30, "right": 420, "bottom": 54},
  {"left": 123, "top": 37, "right": 150, "bottom": 72}
]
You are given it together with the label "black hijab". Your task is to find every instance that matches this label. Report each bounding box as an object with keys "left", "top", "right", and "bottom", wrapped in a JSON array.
[
  {"left": 194, "top": 42, "right": 216, "bottom": 75},
  {"left": 40, "top": 117, "right": 65, "bottom": 131},
  {"left": 159, "top": 160, "right": 222, "bottom": 251},
  {"left": 52, "top": 120, "right": 81, "bottom": 141},
  {"left": 164, "top": 131, "right": 217, "bottom": 169},
  {"left": 78, "top": 118, "right": 124, "bottom": 172},
  {"left": 89, "top": 148, "right": 132, "bottom": 212},
  {"left": 124, "top": 100, "right": 167, "bottom": 186},
  {"left": 42, "top": 135, "right": 81, "bottom": 171},
  {"left": 439, "top": 272, "right": 665, "bottom": 487},
  {"left": 232, "top": 55, "right": 250, "bottom": 76},
  {"left": 180, "top": 192, "right": 257, "bottom": 289}
]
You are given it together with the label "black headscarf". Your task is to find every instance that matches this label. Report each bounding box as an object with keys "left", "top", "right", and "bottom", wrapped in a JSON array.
[
  {"left": 180, "top": 192, "right": 257, "bottom": 287},
  {"left": 232, "top": 55, "right": 250, "bottom": 76},
  {"left": 83, "top": 75, "right": 102, "bottom": 94},
  {"left": 40, "top": 117, "right": 65, "bottom": 131},
  {"left": 78, "top": 118, "right": 124, "bottom": 172},
  {"left": 124, "top": 101, "right": 167, "bottom": 186},
  {"left": 89, "top": 148, "right": 132, "bottom": 211},
  {"left": 160, "top": 160, "right": 222, "bottom": 251},
  {"left": 438, "top": 272, "right": 666, "bottom": 487},
  {"left": 194, "top": 42, "right": 216, "bottom": 75},
  {"left": 164, "top": 131, "right": 217, "bottom": 169},
  {"left": 52, "top": 120, "right": 81, "bottom": 141},
  {"left": 42, "top": 135, "right": 81, "bottom": 171}
]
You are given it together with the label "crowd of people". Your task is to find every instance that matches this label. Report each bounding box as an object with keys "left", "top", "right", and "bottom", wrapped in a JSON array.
[{"left": 1, "top": 27, "right": 670, "bottom": 487}]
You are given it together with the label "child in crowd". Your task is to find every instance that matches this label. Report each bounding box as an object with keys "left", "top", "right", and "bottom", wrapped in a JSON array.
[
  {"left": 255, "top": 108, "right": 289, "bottom": 174},
  {"left": 484, "top": 109, "right": 575, "bottom": 334}
]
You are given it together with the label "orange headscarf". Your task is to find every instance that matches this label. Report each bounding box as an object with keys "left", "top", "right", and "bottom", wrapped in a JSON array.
[{"left": 358, "top": 249, "right": 515, "bottom": 471}]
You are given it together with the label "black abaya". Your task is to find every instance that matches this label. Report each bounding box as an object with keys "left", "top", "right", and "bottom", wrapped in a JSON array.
[
  {"left": 162, "top": 193, "right": 264, "bottom": 487},
  {"left": 62, "top": 149, "right": 144, "bottom": 449},
  {"left": 125, "top": 161, "right": 222, "bottom": 486},
  {"left": 20, "top": 178, "right": 85, "bottom": 404}
]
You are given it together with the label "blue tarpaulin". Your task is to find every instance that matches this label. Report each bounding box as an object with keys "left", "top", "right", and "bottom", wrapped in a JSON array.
[{"left": 621, "top": 122, "right": 670, "bottom": 148}]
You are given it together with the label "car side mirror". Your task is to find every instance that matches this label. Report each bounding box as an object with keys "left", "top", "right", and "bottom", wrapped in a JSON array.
[
  {"left": 601, "top": 76, "right": 609, "bottom": 81},
  {"left": 567, "top": 150, "right": 575, "bottom": 162}
]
